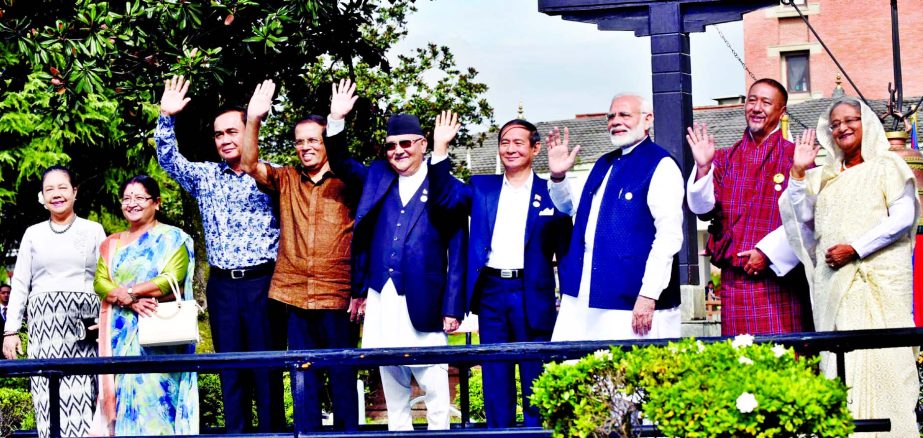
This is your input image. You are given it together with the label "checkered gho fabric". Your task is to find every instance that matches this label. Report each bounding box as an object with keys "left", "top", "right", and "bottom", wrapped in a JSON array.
[
  {"left": 707, "top": 129, "right": 811, "bottom": 335},
  {"left": 706, "top": 129, "right": 796, "bottom": 269},
  {"left": 720, "top": 266, "right": 812, "bottom": 335}
]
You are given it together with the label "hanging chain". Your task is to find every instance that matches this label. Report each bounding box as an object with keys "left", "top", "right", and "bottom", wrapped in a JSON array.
[
  {"left": 716, "top": 25, "right": 756, "bottom": 83},
  {"left": 714, "top": 24, "right": 810, "bottom": 130},
  {"left": 781, "top": 0, "right": 871, "bottom": 109}
]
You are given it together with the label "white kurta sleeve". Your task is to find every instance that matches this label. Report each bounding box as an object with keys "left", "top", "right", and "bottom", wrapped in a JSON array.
[
  {"left": 851, "top": 180, "right": 916, "bottom": 258},
  {"left": 639, "top": 158, "right": 685, "bottom": 301},
  {"left": 786, "top": 177, "right": 816, "bottom": 222},
  {"left": 4, "top": 229, "right": 33, "bottom": 333},
  {"left": 755, "top": 226, "right": 801, "bottom": 276},
  {"left": 326, "top": 116, "right": 345, "bottom": 136},
  {"left": 548, "top": 179, "right": 576, "bottom": 216},
  {"left": 685, "top": 163, "right": 716, "bottom": 215}
]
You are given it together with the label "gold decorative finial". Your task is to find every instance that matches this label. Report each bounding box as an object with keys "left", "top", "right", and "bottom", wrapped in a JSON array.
[
  {"left": 832, "top": 74, "right": 845, "bottom": 98},
  {"left": 517, "top": 101, "right": 524, "bottom": 119},
  {"left": 781, "top": 114, "right": 790, "bottom": 141}
]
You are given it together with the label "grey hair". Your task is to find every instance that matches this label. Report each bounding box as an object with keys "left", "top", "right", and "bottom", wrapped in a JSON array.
[
  {"left": 611, "top": 93, "right": 653, "bottom": 114},
  {"left": 827, "top": 96, "right": 862, "bottom": 119}
]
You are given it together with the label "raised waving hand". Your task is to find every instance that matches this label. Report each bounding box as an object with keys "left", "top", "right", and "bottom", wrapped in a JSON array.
[
  {"left": 686, "top": 122, "right": 716, "bottom": 179},
  {"left": 330, "top": 78, "right": 358, "bottom": 120},
  {"left": 247, "top": 79, "right": 276, "bottom": 121},
  {"left": 433, "top": 110, "right": 461, "bottom": 156},
  {"left": 546, "top": 127, "right": 580, "bottom": 178},
  {"left": 160, "top": 75, "right": 192, "bottom": 116},
  {"left": 791, "top": 128, "right": 818, "bottom": 179}
]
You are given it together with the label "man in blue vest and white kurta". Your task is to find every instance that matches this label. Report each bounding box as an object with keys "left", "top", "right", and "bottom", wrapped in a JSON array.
[
  {"left": 547, "top": 93, "right": 685, "bottom": 340},
  {"left": 327, "top": 112, "right": 466, "bottom": 431}
]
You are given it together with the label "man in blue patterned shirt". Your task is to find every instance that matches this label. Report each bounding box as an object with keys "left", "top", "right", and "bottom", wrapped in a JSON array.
[{"left": 155, "top": 75, "right": 283, "bottom": 433}]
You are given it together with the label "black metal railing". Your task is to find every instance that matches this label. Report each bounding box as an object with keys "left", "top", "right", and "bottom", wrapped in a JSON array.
[{"left": 4, "top": 327, "right": 922, "bottom": 437}]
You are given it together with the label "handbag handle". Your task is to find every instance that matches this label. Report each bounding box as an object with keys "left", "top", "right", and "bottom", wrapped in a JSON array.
[
  {"left": 162, "top": 271, "right": 181, "bottom": 299},
  {"left": 152, "top": 301, "right": 185, "bottom": 320},
  {"left": 150, "top": 299, "right": 202, "bottom": 320},
  {"left": 154, "top": 271, "right": 182, "bottom": 320},
  {"left": 154, "top": 271, "right": 202, "bottom": 319}
]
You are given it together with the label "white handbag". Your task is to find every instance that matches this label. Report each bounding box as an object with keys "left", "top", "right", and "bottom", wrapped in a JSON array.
[{"left": 137, "top": 272, "right": 201, "bottom": 347}]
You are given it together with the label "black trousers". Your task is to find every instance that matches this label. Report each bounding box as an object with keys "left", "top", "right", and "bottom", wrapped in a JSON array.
[
  {"left": 206, "top": 271, "right": 286, "bottom": 433},
  {"left": 288, "top": 308, "right": 359, "bottom": 431}
]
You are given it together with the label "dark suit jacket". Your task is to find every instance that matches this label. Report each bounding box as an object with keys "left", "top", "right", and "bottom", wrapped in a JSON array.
[
  {"left": 427, "top": 158, "right": 572, "bottom": 331},
  {"left": 328, "top": 145, "right": 466, "bottom": 333}
]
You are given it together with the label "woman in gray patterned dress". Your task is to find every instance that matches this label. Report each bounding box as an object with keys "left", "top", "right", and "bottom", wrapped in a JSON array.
[{"left": 2, "top": 165, "right": 106, "bottom": 437}]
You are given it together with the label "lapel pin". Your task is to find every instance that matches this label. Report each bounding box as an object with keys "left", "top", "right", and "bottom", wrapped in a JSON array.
[
  {"left": 532, "top": 201, "right": 541, "bottom": 208},
  {"left": 773, "top": 173, "right": 784, "bottom": 184},
  {"left": 534, "top": 193, "right": 542, "bottom": 201},
  {"left": 421, "top": 194, "right": 428, "bottom": 202},
  {"left": 774, "top": 184, "right": 782, "bottom": 192},
  {"left": 625, "top": 192, "right": 633, "bottom": 201}
]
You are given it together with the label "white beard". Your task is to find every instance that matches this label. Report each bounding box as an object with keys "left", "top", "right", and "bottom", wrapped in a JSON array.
[{"left": 609, "top": 123, "right": 647, "bottom": 149}]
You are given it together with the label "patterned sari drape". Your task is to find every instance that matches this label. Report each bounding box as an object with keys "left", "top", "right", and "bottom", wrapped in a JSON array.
[{"left": 91, "top": 224, "right": 198, "bottom": 436}]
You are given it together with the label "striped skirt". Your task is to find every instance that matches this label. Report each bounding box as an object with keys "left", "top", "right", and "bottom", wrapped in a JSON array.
[{"left": 27, "top": 291, "right": 100, "bottom": 438}]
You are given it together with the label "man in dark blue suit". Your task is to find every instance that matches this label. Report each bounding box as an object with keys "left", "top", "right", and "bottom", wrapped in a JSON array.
[
  {"left": 328, "top": 111, "right": 466, "bottom": 431},
  {"left": 427, "top": 114, "right": 573, "bottom": 428}
]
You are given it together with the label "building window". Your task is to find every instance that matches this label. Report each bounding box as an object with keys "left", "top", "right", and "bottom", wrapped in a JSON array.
[{"left": 783, "top": 51, "right": 810, "bottom": 93}]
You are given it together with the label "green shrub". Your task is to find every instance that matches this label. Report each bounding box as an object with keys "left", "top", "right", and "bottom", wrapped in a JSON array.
[
  {"left": 531, "top": 349, "right": 635, "bottom": 437},
  {"left": 198, "top": 373, "right": 225, "bottom": 429},
  {"left": 0, "top": 387, "right": 35, "bottom": 436},
  {"left": 0, "top": 376, "right": 28, "bottom": 392},
  {"left": 455, "top": 366, "right": 485, "bottom": 422},
  {"left": 532, "top": 337, "right": 853, "bottom": 438}
]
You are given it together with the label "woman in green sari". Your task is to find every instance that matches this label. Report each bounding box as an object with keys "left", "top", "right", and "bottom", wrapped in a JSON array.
[{"left": 92, "top": 175, "right": 198, "bottom": 436}]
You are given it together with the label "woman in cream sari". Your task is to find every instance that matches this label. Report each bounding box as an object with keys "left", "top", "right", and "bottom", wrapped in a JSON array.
[{"left": 781, "top": 97, "right": 920, "bottom": 436}]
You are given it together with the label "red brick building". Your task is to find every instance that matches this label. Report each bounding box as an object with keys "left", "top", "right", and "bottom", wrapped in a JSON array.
[{"left": 743, "top": 0, "right": 923, "bottom": 103}]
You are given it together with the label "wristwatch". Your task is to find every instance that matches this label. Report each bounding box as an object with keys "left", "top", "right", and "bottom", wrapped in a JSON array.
[{"left": 127, "top": 287, "right": 139, "bottom": 304}]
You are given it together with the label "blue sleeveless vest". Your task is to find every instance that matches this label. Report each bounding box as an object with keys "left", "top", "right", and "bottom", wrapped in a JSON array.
[
  {"left": 559, "top": 139, "right": 681, "bottom": 311},
  {"left": 368, "top": 181, "right": 425, "bottom": 294}
]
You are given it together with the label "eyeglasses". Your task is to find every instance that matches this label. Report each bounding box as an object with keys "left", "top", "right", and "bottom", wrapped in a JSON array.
[
  {"left": 121, "top": 196, "right": 153, "bottom": 205},
  {"left": 385, "top": 137, "right": 424, "bottom": 151},
  {"left": 295, "top": 138, "right": 322, "bottom": 147},
  {"left": 606, "top": 111, "right": 648, "bottom": 121},
  {"left": 829, "top": 117, "right": 861, "bottom": 132}
]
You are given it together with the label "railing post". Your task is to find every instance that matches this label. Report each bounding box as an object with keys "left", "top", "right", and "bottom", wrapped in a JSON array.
[
  {"left": 836, "top": 351, "right": 847, "bottom": 381},
  {"left": 459, "top": 363, "right": 470, "bottom": 427},
  {"left": 291, "top": 364, "right": 308, "bottom": 437},
  {"left": 47, "top": 372, "right": 62, "bottom": 438},
  {"left": 460, "top": 331, "right": 472, "bottom": 427}
]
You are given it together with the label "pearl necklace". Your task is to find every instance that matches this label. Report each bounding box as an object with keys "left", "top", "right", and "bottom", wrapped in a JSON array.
[{"left": 48, "top": 217, "right": 76, "bottom": 234}]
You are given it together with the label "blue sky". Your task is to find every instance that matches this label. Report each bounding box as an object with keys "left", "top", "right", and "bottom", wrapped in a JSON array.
[{"left": 390, "top": 0, "right": 747, "bottom": 127}]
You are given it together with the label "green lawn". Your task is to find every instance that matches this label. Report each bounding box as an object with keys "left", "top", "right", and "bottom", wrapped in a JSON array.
[{"left": 448, "top": 332, "right": 479, "bottom": 346}]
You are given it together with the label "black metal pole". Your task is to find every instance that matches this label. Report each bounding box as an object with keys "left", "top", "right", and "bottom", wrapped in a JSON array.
[
  {"left": 891, "top": 0, "right": 904, "bottom": 130},
  {"left": 460, "top": 332, "right": 472, "bottom": 427},
  {"left": 47, "top": 372, "right": 62, "bottom": 438},
  {"left": 291, "top": 365, "right": 308, "bottom": 437},
  {"left": 836, "top": 351, "right": 847, "bottom": 382}
]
